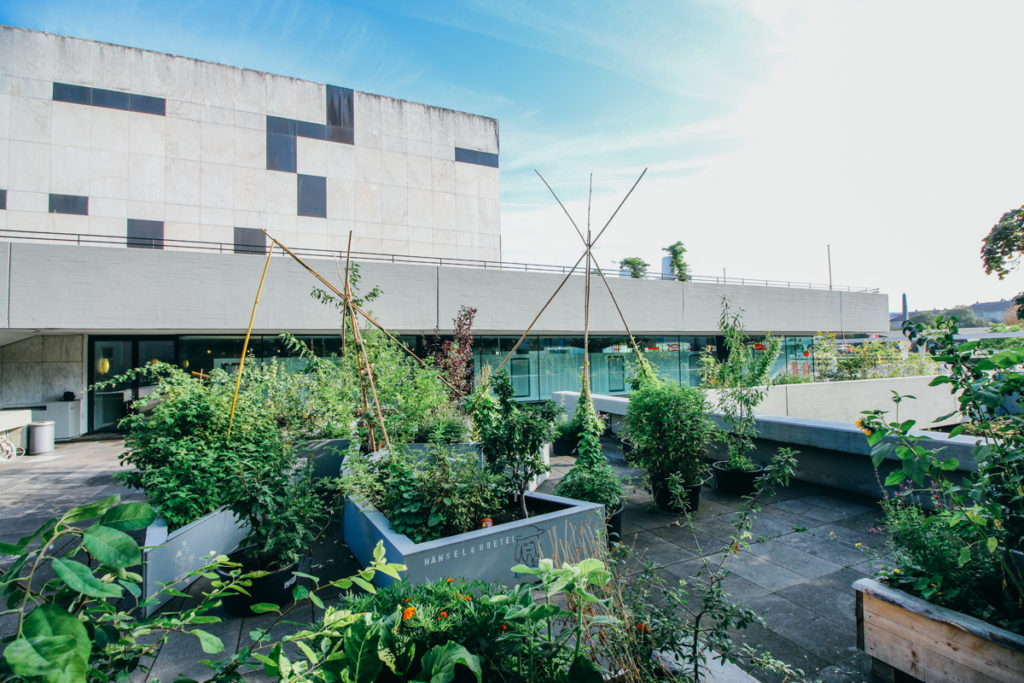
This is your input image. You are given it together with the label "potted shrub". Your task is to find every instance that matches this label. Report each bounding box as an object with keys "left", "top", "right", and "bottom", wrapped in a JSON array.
[
  {"left": 624, "top": 362, "right": 715, "bottom": 512},
  {"left": 701, "top": 298, "right": 781, "bottom": 497},
  {"left": 217, "top": 458, "right": 332, "bottom": 616},
  {"left": 856, "top": 318, "right": 1024, "bottom": 680},
  {"left": 555, "top": 403, "right": 625, "bottom": 544}
]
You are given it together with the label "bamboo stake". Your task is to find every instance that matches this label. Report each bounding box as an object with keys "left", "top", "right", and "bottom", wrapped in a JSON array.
[
  {"left": 582, "top": 173, "right": 593, "bottom": 401},
  {"left": 228, "top": 242, "right": 274, "bottom": 437},
  {"left": 262, "top": 231, "right": 464, "bottom": 397}
]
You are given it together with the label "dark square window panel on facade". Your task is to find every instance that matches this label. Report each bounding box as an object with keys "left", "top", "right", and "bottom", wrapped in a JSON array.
[
  {"left": 266, "top": 131, "right": 297, "bottom": 173},
  {"left": 49, "top": 193, "right": 88, "bottom": 215},
  {"left": 454, "top": 147, "right": 499, "bottom": 168},
  {"left": 127, "top": 219, "right": 164, "bottom": 249},
  {"left": 326, "top": 85, "right": 354, "bottom": 128},
  {"left": 297, "top": 174, "right": 327, "bottom": 218},
  {"left": 234, "top": 227, "right": 267, "bottom": 255},
  {"left": 0, "top": 189, "right": 6, "bottom": 211}
]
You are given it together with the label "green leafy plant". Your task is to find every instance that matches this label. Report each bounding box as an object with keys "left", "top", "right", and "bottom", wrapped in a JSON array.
[
  {"left": 0, "top": 495, "right": 403, "bottom": 682},
  {"left": 701, "top": 298, "right": 780, "bottom": 471},
  {"left": 342, "top": 444, "right": 503, "bottom": 543},
  {"left": 860, "top": 317, "right": 1024, "bottom": 631},
  {"left": 556, "top": 387, "right": 624, "bottom": 515},
  {"left": 624, "top": 369, "right": 714, "bottom": 487},
  {"left": 662, "top": 240, "right": 691, "bottom": 281},
  {"left": 618, "top": 257, "right": 649, "bottom": 279},
  {"left": 473, "top": 369, "right": 558, "bottom": 518}
]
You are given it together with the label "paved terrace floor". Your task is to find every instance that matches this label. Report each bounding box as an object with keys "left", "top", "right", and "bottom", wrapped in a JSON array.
[{"left": 0, "top": 437, "right": 889, "bottom": 682}]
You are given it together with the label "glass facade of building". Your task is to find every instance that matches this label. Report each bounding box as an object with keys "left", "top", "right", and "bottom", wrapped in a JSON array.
[{"left": 87, "top": 332, "right": 816, "bottom": 430}]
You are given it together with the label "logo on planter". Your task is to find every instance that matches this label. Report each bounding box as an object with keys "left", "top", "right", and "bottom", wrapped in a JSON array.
[{"left": 513, "top": 525, "right": 546, "bottom": 566}]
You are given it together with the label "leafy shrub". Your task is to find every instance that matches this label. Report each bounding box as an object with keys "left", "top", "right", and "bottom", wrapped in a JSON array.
[
  {"left": 344, "top": 445, "right": 503, "bottom": 543},
  {"left": 861, "top": 317, "right": 1024, "bottom": 631},
  {"left": 472, "top": 369, "right": 558, "bottom": 518},
  {"left": 625, "top": 373, "right": 714, "bottom": 486}
]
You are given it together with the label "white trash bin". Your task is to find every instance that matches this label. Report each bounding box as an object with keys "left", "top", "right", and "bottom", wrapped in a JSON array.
[{"left": 29, "top": 421, "right": 55, "bottom": 454}]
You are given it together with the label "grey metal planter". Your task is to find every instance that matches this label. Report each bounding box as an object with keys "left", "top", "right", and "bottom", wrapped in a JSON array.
[
  {"left": 141, "top": 508, "right": 248, "bottom": 616},
  {"left": 297, "top": 438, "right": 352, "bottom": 479},
  {"left": 378, "top": 442, "right": 552, "bottom": 490},
  {"left": 344, "top": 491, "right": 605, "bottom": 588}
]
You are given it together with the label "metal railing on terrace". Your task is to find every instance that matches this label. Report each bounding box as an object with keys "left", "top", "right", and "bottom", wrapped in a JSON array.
[{"left": 0, "top": 228, "right": 880, "bottom": 293}]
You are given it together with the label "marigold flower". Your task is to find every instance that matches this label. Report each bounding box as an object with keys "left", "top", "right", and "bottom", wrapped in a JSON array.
[
  {"left": 439, "top": 611, "right": 448, "bottom": 619},
  {"left": 404, "top": 598, "right": 410, "bottom": 603},
  {"left": 636, "top": 623, "right": 651, "bottom": 633},
  {"left": 501, "top": 624, "right": 507, "bottom": 630},
  {"left": 447, "top": 578, "right": 454, "bottom": 583},
  {"left": 464, "top": 595, "right": 471, "bottom": 601},
  {"left": 402, "top": 607, "right": 415, "bottom": 620}
]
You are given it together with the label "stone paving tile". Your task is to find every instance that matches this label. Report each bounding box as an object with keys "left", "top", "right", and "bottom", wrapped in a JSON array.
[
  {"left": 775, "top": 566, "right": 869, "bottom": 629},
  {"left": 722, "top": 551, "right": 808, "bottom": 592},
  {"left": 773, "top": 526, "right": 876, "bottom": 568},
  {"left": 729, "top": 622, "right": 830, "bottom": 683},
  {"left": 799, "top": 494, "right": 877, "bottom": 517},
  {"left": 743, "top": 593, "right": 852, "bottom": 668},
  {"left": 744, "top": 539, "right": 845, "bottom": 580},
  {"left": 772, "top": 498, "right": 860, "bottom": 523}
]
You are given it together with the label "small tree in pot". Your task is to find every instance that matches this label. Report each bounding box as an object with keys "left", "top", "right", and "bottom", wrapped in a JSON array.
[
  {"left": 701, "top": 298, "right": 781, "bottom": 496},
  {"left": 625, "top": 360, "right": 715, "bottom": 512},
  {"left": 555, "top": 395, "right": 625, "bottom": 542},
  {"left": 473, "top": 369, "right": 558, "bottom": 518}
]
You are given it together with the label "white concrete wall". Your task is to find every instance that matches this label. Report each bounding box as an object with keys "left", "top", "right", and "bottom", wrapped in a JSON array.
[
  {"left": 555, "top": 374, "right": 959, "bottom": 430},
  {"left": 0, "top": 243, "right": 888, "bottom": 336},
  {"left": 0, "top": 334, "right": 85, "bottom": 405},
  {"left": 0, "top": 25, "right": 500, "bottom": 261}
]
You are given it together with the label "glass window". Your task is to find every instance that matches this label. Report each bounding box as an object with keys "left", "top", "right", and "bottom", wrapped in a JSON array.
[
  {"left": 266, "top": 132, "right": 296, "bottom": 172},
  {"left": 127, "top": 219, "right": 164, "bottom": 249},
  {"left": 49, "top": 193, "right": 88, "bottom": 215},
  {"left": 538, "top": 337, "right": 584, "bottom": 398},
  {"left": 91, "top": 87, "right": 130, "bottom": 111},
  {"left": 326, "top": 85, "right": 354, "bottom": 128},
  {"left": 0, "top": 189, "right": 5, "bottom": 210},
  {"left": 297, "top": 174, "right": 327, "bottom": 217},
  {"left": 234, "top": 227, "right": 266, "bottom": 254}
]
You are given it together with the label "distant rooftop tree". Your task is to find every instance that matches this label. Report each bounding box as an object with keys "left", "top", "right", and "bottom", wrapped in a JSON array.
[
  {"left": 662, "top": 240, "right": 691, "bottom": 281},
  {"left": 981, "top": 204, "right": 1024, "bottom": 316},
  {"left": 619, "top": 257, "right": 649, "bottom": 279}
]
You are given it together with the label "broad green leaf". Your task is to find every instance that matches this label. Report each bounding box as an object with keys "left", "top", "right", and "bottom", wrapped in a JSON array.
[
  {"left": 249, "top": 603, "right": 280, "bottom": 614},
  {"left": 567, "top": 655, "right": 604, "bottom": 683},
  {"left": 987, "top": 537, "right": 998, "bottom": 553},
  {"left": 292, "top": 585, "right": 309, "bottom": 602},
  {"left": 82, "top": 525, "right": 140, "bottom": 569},
  {"left": 3, "top": 635, "right": 85, "bottom": 683},
  {"left": 51, "top": 558, "right": 123, "bottom": 599},
  {"left": 99, "top": 503, "right": 157, "bottom": 531},
  {"left": 940, "top": 458, "right": 960, "bottom": 471},
  {"left": 344, "top": 620, "right": 383, "bottom": 683},
  {"left": 60, "top": 495, "right": 120, "bottom": 524},
  {"left": 417, "top": 642, "right": 482, "bottom": 683},
  {"left": 190, "top": 628, "right": 224, "bottom": 654},
  {"left": 883, "top": 470, "right": 906, "bottom": 487},
  {"left": 958, "top": 547, "right": 972, "bottom": 566},
  {"left": 23, "top": 605, "right": 90, "bottom": 657}
]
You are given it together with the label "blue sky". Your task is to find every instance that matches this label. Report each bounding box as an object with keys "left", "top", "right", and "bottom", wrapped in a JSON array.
[{"left": 4, "top": 0, "right": 1024, "bottom": 311}]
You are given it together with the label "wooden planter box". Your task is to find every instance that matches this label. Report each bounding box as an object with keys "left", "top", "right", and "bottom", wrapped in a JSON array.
[
  {"left": 141, "top": 508, "right": 248, "bottom": 616},
  {"left": 344, "top": 491, "right": 604, "bottom": 588},
  {"left": 854, "top": 577, "right": 1024, "bottom": 682}
]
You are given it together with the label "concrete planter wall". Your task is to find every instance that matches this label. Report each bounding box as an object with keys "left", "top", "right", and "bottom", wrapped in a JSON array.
[
  {"left": 297, "top": 438, "right": 352, "bottom": 479},
  {"left": 141, "top": 508, "right": 248, "bottom": 616},
  {"left": 854, "top": 577, "right": 1024, "bottom": 682},
  {"left": 344, "top": 491, "right": 604, "bottom": 587}
]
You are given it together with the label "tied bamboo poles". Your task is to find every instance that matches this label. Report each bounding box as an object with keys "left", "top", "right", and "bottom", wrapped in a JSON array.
[
  {"left": 227, "top": 242, "right": 274, "bottom": 437},
  {"left": 465, "top": 168, "right": 649, "bottom": 413}
]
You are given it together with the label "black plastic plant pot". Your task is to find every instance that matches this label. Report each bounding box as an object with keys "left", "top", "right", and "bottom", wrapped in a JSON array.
[
  {"left": 712, "top": 461, "right": 764, "bottom": 497},
  {"left": 651, "top": 478, "right": 702, "bottom": 513},
  {"left": 553, "top": 435, "right": 576, "bottom": 456},
  {"left": 215, "top": 550, "right": 299, "bottom": 617},
  {"left": 606, "top": 501, "right": 626, "bottom": 547}
]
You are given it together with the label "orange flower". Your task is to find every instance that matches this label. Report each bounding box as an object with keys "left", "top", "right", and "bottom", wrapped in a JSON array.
[
  {"left": 402, "top": 607, "right": 415, "bottom": 620},
  {"left": 439, "top": 611, "right": 448, "bottom": 619},
  {"left": 636, "top": 623, "right": 651, "bottom": 633},
  {"left": 446, "top": 578, "right": 454, "bottom": 583},
  {"left": 404, "top": 598, "right": 410, "bottom": 603},
  {"left": 464, "top": 595, "right": 471, "bottom": 601},
  {"left": 501, "top": 624, "right": 507, "bottom": 630}
]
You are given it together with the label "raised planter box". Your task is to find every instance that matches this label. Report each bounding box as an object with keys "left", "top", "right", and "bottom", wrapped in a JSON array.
[
  {"left": 854, "top": 577, "right": 1024, "bottom": 682},
  {"left": 344, "top": 490, "right": 604, "bottom": 587},
  {"left": 297, "top": 438, "right": 352, "bottom": 479},
  {"left": 141, "top": 508, "right": 248, "bottom": 616},
  {"left": 386, "top": 442, "right": 552, "bottom": 490}
]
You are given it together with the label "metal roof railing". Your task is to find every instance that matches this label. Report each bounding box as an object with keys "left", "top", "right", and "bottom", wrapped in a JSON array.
[{"left": 0, "top": 228, "right": 880, "bottom": 293}]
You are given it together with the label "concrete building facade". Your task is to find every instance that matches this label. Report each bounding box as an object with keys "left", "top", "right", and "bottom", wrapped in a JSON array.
[
  {"left": 0, "top": 27, "right": 890, "bottom": 436},
  {"left": 0, "top": 25, "right": 501, "bottom": 261}
]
